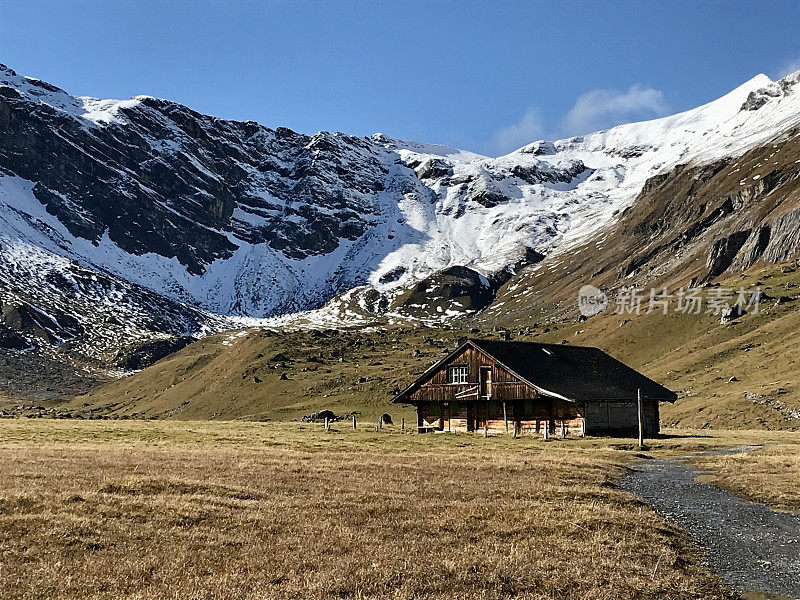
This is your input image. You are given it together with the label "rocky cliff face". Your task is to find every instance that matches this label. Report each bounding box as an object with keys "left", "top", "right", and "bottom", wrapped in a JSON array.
[
  {"left": 0, "top": 64, "right": 599, "bottom": 322},
  {"left": 482, "top": 124, "right": 800, "bottom": 326},
  {"left": 1, "top": 63, "right": 800, "bottom": 397}
]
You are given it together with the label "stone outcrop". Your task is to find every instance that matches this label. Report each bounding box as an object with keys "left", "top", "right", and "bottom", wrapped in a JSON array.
[{"left": 705, "top": 231, "right": 751, "bottom": 280}]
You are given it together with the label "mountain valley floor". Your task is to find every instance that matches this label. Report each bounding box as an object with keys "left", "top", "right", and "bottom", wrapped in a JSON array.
[{"left": 1, "top": 420, "right": 797, "bottom": 600}]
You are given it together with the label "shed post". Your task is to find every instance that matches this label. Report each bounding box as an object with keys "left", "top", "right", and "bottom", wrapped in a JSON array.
[
  {"left": 637, "top": 388, "right": 644, "bottom": 448},
  {"left": 581, "top": 403, "right": 587, "bottom": 437},
  {"left": 503, "top": 401, "right": 508, "bottom": 434},
  {"left": 543, "top": 421, "right": 549, "bottom": 441}
]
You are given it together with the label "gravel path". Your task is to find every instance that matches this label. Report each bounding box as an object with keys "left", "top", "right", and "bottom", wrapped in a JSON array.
[{"left": 621, "top": 447, "right": 800, "bottom": 600}]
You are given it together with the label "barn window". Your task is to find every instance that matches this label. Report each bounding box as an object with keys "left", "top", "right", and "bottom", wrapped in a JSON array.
[{"left": 447, "top": 365, "right": 468, "bottom": 384}]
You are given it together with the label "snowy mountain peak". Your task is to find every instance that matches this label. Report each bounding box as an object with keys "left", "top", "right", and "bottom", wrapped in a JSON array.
[
  {"left": 0, "top": 63, "right": 799, "bottom": 341},
  {"left": 741, "top": 69, "right": 800, "bottom": 111}
]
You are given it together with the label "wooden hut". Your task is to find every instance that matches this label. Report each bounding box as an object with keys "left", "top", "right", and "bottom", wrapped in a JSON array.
[{"left": 392, "top": 339, "right": 676, "bottom": 436}]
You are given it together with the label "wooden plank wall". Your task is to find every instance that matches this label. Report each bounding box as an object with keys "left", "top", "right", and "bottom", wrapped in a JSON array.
[
  {"left": 584, "top": 399, "right": 660, "bottom": 436},
  {"left": 408, "top": 346, "right": 537, "bottom": 404},
  {"left": 417, "top": 398, "right": 658, "bottom": 436},
  {"left": 418, "top": 398, "right": 585, "bottom": 435}
]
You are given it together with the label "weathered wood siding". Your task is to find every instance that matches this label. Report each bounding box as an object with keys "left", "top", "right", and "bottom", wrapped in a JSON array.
[
  {"left": 583, "top": 399, "right": 659, "bottom": 436},
  {"left": 417, "top": 398, "right": 585, "bottom": 434},
  {"left": 407, "top": 346, "right": 537, "bottom": 404},
  {"left": 515, "top": 398, "right": 583, "bottom": 435}
]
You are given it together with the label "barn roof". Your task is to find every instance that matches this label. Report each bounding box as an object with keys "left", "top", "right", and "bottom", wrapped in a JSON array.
[{"left": 393, "top": 339, "right": 677, "bottom": 404}]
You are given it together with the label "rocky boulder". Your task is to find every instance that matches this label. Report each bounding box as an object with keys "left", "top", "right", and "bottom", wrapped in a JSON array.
[{"left": 393, "top": 266, "right": 494, "bottom": 318}]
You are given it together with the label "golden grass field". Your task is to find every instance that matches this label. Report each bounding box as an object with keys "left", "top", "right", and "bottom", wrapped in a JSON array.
[
  {"left": 4, "top": 420, "right": 794, "bottom": 600},
  {"left": 691, "top": 443, "right": 800, "bottom": 510}
]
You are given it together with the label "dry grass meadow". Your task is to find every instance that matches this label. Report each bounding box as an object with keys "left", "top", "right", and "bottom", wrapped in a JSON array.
[
  {"left": 0, "top": 420, "right": 751, "bottom": 600},
  {"left": 691, "top": 443, "right": 800, "bottom": 510}
]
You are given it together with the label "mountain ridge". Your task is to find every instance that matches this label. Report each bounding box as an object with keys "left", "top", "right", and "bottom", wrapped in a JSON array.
[{"left": 1, "top": 63, "right": 800, "bottom": 400}]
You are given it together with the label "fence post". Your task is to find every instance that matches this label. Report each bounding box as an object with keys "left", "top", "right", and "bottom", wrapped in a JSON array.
[
  {"left": 352, "top": 416, "right": 357, "bottom": 430},
  {"left": 401, "top": 417, "right": 405, "bottom": 431},
  {"left": 543, "top": 420, "right": 549, "bottom": 441},
  {"left": 324, "top": 417, "right": 330, "bottom": 431},
  {"left": 637, "top": 388, "right": 644, "bottom": 448}
]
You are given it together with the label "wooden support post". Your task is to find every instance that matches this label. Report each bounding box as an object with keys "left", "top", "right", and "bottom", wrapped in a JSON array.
[
  {"left": 543, "top": 421, "right": 549, "bottom": 441},
  {"left": 401, "top": 418, "right": 405, "bottom": 431},
  {"left": 561, "top": 420, "right": 566, "bottom": 438},
  {"left": 503, "top": 401, "right": 508, "bottom": 434},
  {"left": 513, "top": 420, "right": 519, "bottom": 439},
  {"left": 637, "top": 388, "right": 644, "bottom": 448},
  {"left": 352, "top": 416, "right": 357, "bottom": 430},
  {"left": 324, "top": 417, "right": 330, "bottom": 431},
  {"left": 581, "top": 417, "right": 586, "bottom": 438},
  {"left": 484, "top": 420, "right": 488, "bottom": 438}
]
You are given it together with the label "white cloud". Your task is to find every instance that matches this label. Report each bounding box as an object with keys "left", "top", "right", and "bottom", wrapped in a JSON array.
[
  {"left": 561, "top": 85, "right": 669, "bottom": 137},
  {"left": 490, "top": 108, "right": 544, "bottom": 156},
  {"left": 489, "top": 84, "right": 669, "bottom": 155}
]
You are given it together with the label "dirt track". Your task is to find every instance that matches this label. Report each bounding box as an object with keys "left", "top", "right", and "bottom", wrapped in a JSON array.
[{"left": 621, "top": 447, "right": 800, "bottom": 600}]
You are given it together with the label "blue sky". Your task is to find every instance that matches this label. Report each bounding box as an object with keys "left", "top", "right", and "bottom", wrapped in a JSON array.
[{"left": 1, "top": 0, "right": 799, "bottom": 156}]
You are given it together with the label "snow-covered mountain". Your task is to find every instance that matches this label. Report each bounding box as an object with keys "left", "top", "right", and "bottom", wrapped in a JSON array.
[{"left": 1, "top": 63, "right": 800, "bottom": 376}]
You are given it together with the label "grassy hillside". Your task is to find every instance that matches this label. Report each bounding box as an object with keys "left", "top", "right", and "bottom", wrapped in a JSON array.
[
  {"left": 59, "top": 259, "right": 800, "bottom": 430},
  {"left": 65, "top": 327, "right": 475, "bottom": 423},
  {"left": 530, "top": 259, "right": 800, "bottom": 430}
]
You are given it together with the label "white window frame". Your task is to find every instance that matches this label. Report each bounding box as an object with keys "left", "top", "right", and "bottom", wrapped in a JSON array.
[{"left": 447, "top": 365, "right": 468, "bottom": 384}]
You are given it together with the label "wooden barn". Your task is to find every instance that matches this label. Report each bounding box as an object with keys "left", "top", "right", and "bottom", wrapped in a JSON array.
[{"left": 393, "top": 339, "right": 676, "bottom": 436}]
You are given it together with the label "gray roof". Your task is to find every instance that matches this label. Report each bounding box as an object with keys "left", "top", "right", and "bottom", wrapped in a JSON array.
[{"left": 394, "top": 339, "right": 677, "bottom": 403}]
